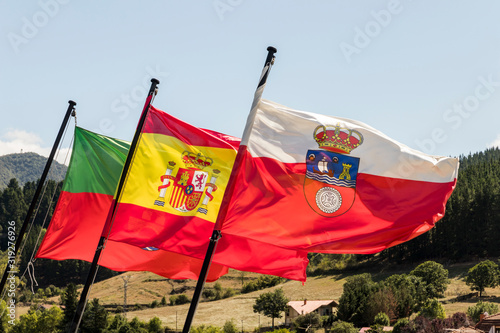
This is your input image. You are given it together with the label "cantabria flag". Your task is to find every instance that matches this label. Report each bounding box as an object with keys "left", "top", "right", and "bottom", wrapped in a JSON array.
[{"left": 218, "top": 99, "right": 458, "bottom": 256}]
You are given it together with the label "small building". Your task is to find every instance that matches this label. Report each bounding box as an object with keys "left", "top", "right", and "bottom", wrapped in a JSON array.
[
  {"left": 359, "top": 327, "right": 392, "bottom": 333},
  {"left": 446, "top": 327, "right": 484, "bottom": 333},
  {"left": 476, "top": 312, "right": 500, "bottom": 333},
  {"left": 285, "top": 299, "right": 337, "bottom": 325}
]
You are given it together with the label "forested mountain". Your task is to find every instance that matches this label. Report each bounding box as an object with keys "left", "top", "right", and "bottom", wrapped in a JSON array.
[
  {"left": 0, "top": 152, "right": 67, "bottom": 189},
  {"left": 378, "top": 147, "right": 500, "bottom": 263},
  {"left": 0, "top": 148, "right": 499, "bottom": 286}
]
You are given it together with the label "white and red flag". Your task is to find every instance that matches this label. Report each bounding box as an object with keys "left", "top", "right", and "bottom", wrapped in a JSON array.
[{"left": 217, "top": 99, "right": 459, "bottom": 256}]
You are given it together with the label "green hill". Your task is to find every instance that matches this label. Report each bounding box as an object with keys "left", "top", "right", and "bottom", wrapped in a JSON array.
[{"left": 0, "top": 152, "right": 67, "bottom": 189}]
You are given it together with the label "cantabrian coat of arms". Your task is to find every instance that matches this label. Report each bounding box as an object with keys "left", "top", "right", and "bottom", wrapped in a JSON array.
[
  {"left": 154, "top": 151, "right": 220, "bottom": 215},
  {"left": 304, "top": 123, "right": 364, "bottom": 217}
]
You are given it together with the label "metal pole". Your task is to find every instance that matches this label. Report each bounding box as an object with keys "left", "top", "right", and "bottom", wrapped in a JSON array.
[
  {"left": 0, "top": 100, "right": 76, "bottom": 296},
  {"left": 181, "top": 46, "right": 277, "bottom": 333},
  {"left": 69, "top": 79, "right": 159, "bottom": 333}
]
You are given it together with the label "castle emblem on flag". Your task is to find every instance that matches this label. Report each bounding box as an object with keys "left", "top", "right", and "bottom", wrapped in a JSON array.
[
  {"left": 304, "top": 123, "right": 363, "bottom": 217},
  {"left": 154, "top": 151, "right": 220, "bottom": 214}
]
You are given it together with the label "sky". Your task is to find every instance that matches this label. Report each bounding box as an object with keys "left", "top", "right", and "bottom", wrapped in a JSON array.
[{"left": 1, "top": 1, "right": 500, "bottom": 165}]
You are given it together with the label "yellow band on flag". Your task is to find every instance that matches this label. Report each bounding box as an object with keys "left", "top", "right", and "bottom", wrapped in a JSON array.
[{"left": 120, "top": 132, "right": 237, "bottom": 223}]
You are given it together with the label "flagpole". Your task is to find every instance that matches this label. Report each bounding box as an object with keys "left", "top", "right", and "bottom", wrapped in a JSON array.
[
  {"left": 69, "top": 79, "right": 159, "bottom": 333},
  {"left": 0, "top": 100, "right": 76, "bottom": 297},
  {"left": 182, "top": 46, "right": 277, "bottom": 333}
]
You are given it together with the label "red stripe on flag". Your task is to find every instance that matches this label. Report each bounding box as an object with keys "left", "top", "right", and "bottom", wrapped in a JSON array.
[
  {"left": 143, "top": 107, "right": 240, "bottom": 149},
  {"left": 109, "top": 202, "right": 310, "bottom": 281},
  {"left": 36, "top": 191, "right": 228, "bottom": 281},
  {"left": 221, "top": 151, "right": 456, "bottom": 254}
]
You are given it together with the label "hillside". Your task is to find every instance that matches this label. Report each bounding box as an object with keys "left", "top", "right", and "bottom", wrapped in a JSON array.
[
  {"left": 0, "top": 152, "right": 67, "bottom": 189},
  {"left": 45, "top": 261, "right": 495, "bottom": 330}
]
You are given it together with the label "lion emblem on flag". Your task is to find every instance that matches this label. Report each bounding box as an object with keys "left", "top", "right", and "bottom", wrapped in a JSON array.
[{"left": 153, "top": 151, "right": 220, "bottom": 215}]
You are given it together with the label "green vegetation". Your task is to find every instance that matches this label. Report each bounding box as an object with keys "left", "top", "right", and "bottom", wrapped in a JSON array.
[
  {"left": 465, "top": 260, "right": 500, "bottom": 297},
  {"left": 410, "top": 261, "right": 450, "bottom": 298},
  {"left": 373, "top": 312, "right": 390, "bottom": 326},
  {"left": 336, "top": 261, "right": 452, "bottom": 327},
  {"left": 418, "top": 299, "right": 446, "bottom": 319},
  {"left": 0, "top": 152, "right": 66, "bottom": 189},
  {"left": 202, "top": 282, "right": 236, "bottom": 301},
  {"left": 1, "top": 146, "right": 500, "bottom": 332},
  {"left": 293, "top": 312, "right": 321, "bottom": 333},
  {"left": 330, "top": 321, "right": 357, "bottom": 333},
  {"left": 253, "top": 288, "right": 289, "bottom": 328},
  {"left": 242, "top": 275, "right": 284, "bottom": 293},
  {"left": 467, "top": 301, "right": 499, "bottom": 322}
]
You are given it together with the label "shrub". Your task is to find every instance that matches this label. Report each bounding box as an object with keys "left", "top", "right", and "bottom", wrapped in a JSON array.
[
  {"left": 191, "top": 324, "right": 222, "bottom": 333},
  {"left": 374, "top": 312, "right": 390, "bottom": 326},
  {"left": 242, "top": 281, "right": 258, "bottom": 293},
  {"left": 176, "top": 294, "right": 190, "bottom": 305},
  {"left": 392, "top": 318, "right": 410, "bottom": 333},
  {"left": 467, "top": 301, "right": 499, "bottom": 323},
  {"left": 330, "top": 320, "right": 358, "bottom": 333},
  {"left": 148, "top": 317, "right": 163, "bottom": 333},
  {"left": 223, "top": 288, "right": 235, "bottom": 299},
  {"left": 223, "top": 319, "right": 238, "bottom": 333},
  {"left": 418, "top": 299, "right": 446, "bottom": 319},
  {"left": 293, "top": 312, "right": 321, "bottom": 333}
]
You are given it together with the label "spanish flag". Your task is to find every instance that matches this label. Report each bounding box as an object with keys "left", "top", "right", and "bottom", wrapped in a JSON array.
[{"left": 107, "top": 106, "right": 309, "bottom": 281}]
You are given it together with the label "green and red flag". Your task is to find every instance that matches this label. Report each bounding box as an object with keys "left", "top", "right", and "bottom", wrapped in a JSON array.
[{"left": 35, "top": 127, "right": 229, "bottom": 281}]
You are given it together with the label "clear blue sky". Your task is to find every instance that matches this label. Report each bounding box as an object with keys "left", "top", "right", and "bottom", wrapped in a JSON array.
[{"left": 2, "top": 1, "right": 500, "bottom": 163}]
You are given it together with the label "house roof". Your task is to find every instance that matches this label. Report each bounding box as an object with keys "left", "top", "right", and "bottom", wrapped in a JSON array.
[
  {"left": 287, "top": 300, "right": 337, "bottom": 315},
  {"left": 359, "top": 326, "right": 392, "bottom": 333},
  {"left": 445, "top": 327, "right": 484, "bottom": 333},
  {"left": 476, "top": 313, "right": 500, "bottom": 332}
]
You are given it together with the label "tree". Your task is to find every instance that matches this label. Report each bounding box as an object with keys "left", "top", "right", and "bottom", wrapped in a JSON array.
[
  {"left": 465, "top": 260, "right": 500, "bottom": 297},
  {"left": 10, "top": 305, "right": 62, "bottom": 333},
  {"left": 362, "top": 286, "right": 397, "bottom": 325},
  {"left": 330, "top": 321, "right": 358, "bottom": 333},
  {"left": 336, "top": 273, "right": 376, "bottom": 326},
  {"left": 293, "top": 312, "right": 321, "bottom": 333},
  {"left": 418, "top": 299, "right": 446, "bottom": 319},
  {"left": 222, "top": 319, "right": 238, "bottom": 333},
  {"left": 385, "top": 274, "right": 427, "bottom": 319},
  {"left": 373, "top": 312, "right": 390, "bottom": 326},
  {"left": 191, "top": 324, "right": 222, "bottom": 333},
  {"left": 0, "top": 301, "right": 9, "bottom": 333},
  {"left": 80, "top": 298, "right": 108, "bottom": 333},
  {"left": 410, "top": 261, "right": 450, "bottom": 298},
  {"left": 36, "top": 306, "right": 64, "bottom": 333},
  {"left": 253, "top": 288, "right": 289, "bottom": 328},
  {"left": 148, "top": 316, "right": 163, "bottom": 333},
  {"left": 392, "top": 318, "right": 410, "bottom": 333},
  {"left": 467, "top": 301, "right": 499, "bottom": 323},
  {"left": 0, "top": 178, "right": 27, "bottom": 245},
  {"left": 60, "top": 283, "right": 79, "bottom": 330},
  {"left": 108, "top": 314, "right": 128, "bottom": 332}
]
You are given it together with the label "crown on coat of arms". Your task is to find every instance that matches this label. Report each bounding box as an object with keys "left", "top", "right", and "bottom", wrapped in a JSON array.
[
  {"left": 181, "top": 151, "right": 213, "bottom": 169},
  {"left": 313, "top": 123, "right": 364, "bottom": 154}
]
